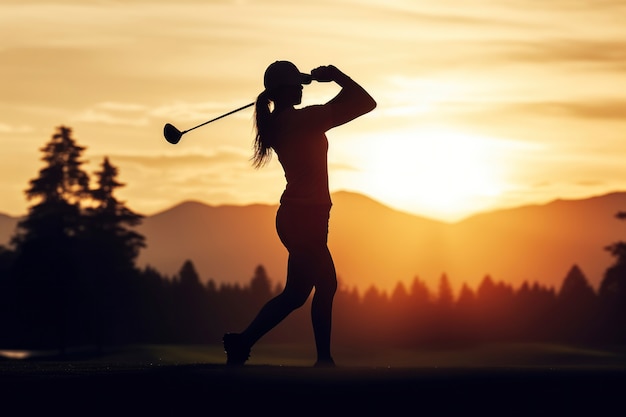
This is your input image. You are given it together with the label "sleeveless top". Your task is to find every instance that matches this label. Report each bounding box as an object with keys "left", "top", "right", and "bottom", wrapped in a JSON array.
[{"left": 271, "top": 105, "right": 335, "bottom": 206}]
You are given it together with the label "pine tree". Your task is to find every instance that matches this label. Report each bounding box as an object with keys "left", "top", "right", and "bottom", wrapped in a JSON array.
[
  {"left": 556, "top": 265, "right": 597, "bottom": 342},
  {"left": 10, "top": 126, "right": 91, "bottom": 352},
  {"left": 604, "top": 211, "right": 626, "bottom": 265},
  {"left": 601, "top": 211, "right": 626, "bottom": 302},
  {"left": 558, "top": 265, "right": 596, "bottom": 305},
  {"left": 437, "top": 274, "right": 454, "bottom": 309},
  {"left": 12, "top": 126, "right": 90, "bottom": 247},
  {"left": 599, "top": 211, "right": 626, "bottom": 342},
  {"left": 249, "top": 264, "right": 273, "bottom": 303},
  {"left": 86, "top": 157, "right": 145, "bottom": 267},
  {"left": 84, "top": 156, "right": 145, "bottom": 347},
  {"left": 172, "top": 260, "right": 209, "bottom": 342}
]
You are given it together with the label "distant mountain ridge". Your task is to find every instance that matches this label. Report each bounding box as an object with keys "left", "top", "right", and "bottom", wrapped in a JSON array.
[
  {"left": 130, "top": 191, "right": 626, "bottom": 292},
  {"left": 1, "top": 191, "right": 625, "bottom": 292}
]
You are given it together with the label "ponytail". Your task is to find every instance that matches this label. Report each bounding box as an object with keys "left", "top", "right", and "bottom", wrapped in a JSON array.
[{"left": 252, "top": 90, "right": 273, "bottom": 168}]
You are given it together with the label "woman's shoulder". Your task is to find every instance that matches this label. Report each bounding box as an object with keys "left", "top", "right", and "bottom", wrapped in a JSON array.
[
  {"left": 297, "top": 104, "right": 326, "bottom": 113},
  {"left": 293, "top": 104, "right": 333, "bottom": 129},
  {"left": 275, "top": 106, "right": 323, "bottom": 121}
]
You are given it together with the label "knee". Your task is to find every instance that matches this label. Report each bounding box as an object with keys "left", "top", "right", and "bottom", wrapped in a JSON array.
[
  {"left": 280, "top": 290, "right": 310, "bottom": 310},
  {"left": 317, "top": 276, "right": 337, "bottom": 299}
]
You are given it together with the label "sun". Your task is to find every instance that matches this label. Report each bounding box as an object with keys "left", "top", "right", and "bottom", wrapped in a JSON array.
[{"left": 336, "top": 128, "right": 509, "bottom": 222}]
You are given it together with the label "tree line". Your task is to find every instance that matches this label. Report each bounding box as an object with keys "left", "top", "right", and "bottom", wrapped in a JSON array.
[{"left": 0, "top": 126, "right": 625, "bottom": 354}]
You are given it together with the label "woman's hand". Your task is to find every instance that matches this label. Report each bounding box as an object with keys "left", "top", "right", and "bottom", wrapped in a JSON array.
[
  {"left": 316, "top": 64, "right": 376, "bottom": 127},
  {"left": 310, "top": 65, "right": 340, "bottom": 83}
]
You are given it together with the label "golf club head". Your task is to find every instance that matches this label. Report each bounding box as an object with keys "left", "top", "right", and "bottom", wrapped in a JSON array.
[{"left": 164, "top": 123, "right": 183, "bottom": 144}]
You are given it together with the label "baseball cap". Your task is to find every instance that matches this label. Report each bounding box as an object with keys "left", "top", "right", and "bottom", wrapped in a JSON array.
[{"left": 263, "top": 61, "right": 312, "bottom": 91}]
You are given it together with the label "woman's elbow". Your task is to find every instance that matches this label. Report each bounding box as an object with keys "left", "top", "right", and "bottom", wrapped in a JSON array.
[
  {"left": 363, "top": 96, "right": 377, "bottom": 114},
  {"left": 368, "top": 96, "right": 377, "bottom": 112}
]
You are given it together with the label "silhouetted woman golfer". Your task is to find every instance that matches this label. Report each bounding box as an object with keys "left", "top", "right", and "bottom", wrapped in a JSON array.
[{"left": 223, "top": 61, "right": 376, "bottom": 367}]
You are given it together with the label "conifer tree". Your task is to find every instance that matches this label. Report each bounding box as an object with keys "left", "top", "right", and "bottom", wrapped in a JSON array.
[
  {"left": 86, "top": 156, "right": 145, "bottom": 267},
  {"left": 599, "top": 211, "right": 626, "bottom": 342},
  {"left": 604, "top": 211, "right": 626, "bottom": 265},
  {"left": 12, "top": 126, "right": 89, "bottom": 248},
  {"left": 249, "top": 264, "right": 273, "bottom": 303},
  {"left": 84, "top": 156, "right": 145, "bottom": 347},
  {"left": 437, "top": 274, "right": 454, "bottom": 309},
  {"left": 556, "top": 265, "right": 597, "bottom": 342},
  {"left": 10, "top": 126, "right": 91, "bottom": 351}
]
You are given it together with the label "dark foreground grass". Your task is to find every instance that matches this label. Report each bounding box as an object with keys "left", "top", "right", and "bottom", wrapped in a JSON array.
[{"left": 2, "top": 343, "right": 625, "bottom": 416}]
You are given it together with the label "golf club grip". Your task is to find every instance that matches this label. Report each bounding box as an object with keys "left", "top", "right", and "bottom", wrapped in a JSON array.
[{"left": 183, "top": 102, "right": 255, "bottom": 134}]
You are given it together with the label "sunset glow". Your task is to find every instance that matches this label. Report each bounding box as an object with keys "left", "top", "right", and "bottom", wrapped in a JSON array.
[
  {"left": 2, "top": 0, "right": 626, "bottom": 222},
  {"left": 337, "top": 128, "right": 513, "bottom": 221}
]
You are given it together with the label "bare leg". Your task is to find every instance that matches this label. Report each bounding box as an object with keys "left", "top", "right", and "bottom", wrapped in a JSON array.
[
  {"left": 240, "top": 250, "right": 314, "bottom": 347},
  {"left": 225, "top": 203, "right": 336, "bottom": 366},
  {"left": 311, "top": 246, "right": 337, "bottom": 365}
]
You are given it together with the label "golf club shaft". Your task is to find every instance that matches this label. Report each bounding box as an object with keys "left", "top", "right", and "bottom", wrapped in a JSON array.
[{"left": 182, "top": 102, "right": 255, "bottom": 134}]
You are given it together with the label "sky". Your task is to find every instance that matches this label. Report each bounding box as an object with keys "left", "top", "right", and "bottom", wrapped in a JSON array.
[{"left": 2, "top": 0, "right": 626, "bottom": 223}]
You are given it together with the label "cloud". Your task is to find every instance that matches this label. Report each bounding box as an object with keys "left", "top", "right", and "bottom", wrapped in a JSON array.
[
  {"left": 72, "top": 109, "right": 150, "bottom": 127},
  {"left": 104, "top": 151, "right": 249, "bottom": 171},
  {"left": 98, "top": 102, "right": 147, "bottom": 112},
  {"left": 100, "top": 149, "right": 285, "bottom": 215},
  {"left": 150, "top": 101, "right": 254, "bottom": 123},
  {"left": 367, "top": 4, "right": 536, "bottom": 32},
  {"left": 512, "top": 100, "right": 626, "bottom": 120},
  {"left": 457, "top": 99, "right": 626, "bottom": 124},
  {"left": 3, "top": 0, "right": 626, "bottom": 222},
  {"left": 0, "top": 123, "right": 34, "bottom": 134},
  {"left": 574, "top": 180, "right": 608, "bottom": 187},
  {"left": 72, "top": 100, "right": 257, "bottom": 128},
  {"left": 499, "top": 40, "right": 626, "bottom": 67}
]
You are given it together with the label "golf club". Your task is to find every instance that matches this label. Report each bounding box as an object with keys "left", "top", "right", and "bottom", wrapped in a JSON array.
[{"left": 163, "top": 102, "right": 254, "bottom": 144}]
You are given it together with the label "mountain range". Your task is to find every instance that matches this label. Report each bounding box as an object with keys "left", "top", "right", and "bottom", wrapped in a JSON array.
[{"left": 1, "top": 191, "right": 625, "bottom": 294}]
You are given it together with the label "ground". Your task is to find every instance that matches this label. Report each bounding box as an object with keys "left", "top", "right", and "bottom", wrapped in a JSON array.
[{"left": 2, "top": 343, "right": 625, "bottom": 416}]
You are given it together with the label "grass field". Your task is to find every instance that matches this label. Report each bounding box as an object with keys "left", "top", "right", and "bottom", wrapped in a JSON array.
[{"left": 2, "top": 343, "right": 625, "bottom": 416}]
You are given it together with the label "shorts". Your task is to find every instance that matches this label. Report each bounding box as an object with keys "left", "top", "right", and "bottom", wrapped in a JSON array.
[{"left": 275, "top": 203, "right": 331, "bottom": 251}]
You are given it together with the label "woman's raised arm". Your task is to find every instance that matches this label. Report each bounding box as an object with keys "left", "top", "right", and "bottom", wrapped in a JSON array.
[{"left": 311, "top": 65, "right": 377, "bottom": 128}]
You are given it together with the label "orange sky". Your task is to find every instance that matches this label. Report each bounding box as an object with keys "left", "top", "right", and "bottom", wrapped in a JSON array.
[{"left": 2, "top": 0, "right": 626, "bottom": 222}]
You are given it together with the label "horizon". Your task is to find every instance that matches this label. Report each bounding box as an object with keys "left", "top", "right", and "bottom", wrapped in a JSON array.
[
  {"left": 2, "top": 1, "right": 626, "bottom": 223},
  {"left": 2, "top": 188, "right": 626, "bottom": 225},
  {"left": 4, "top": 187, "right": 623, "bottom": 294}
]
